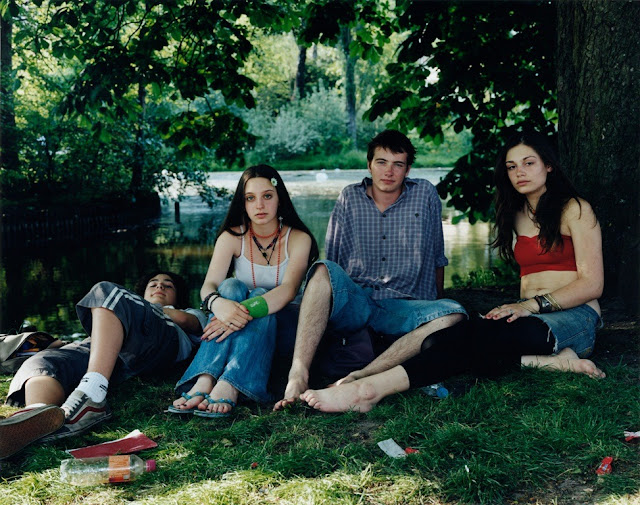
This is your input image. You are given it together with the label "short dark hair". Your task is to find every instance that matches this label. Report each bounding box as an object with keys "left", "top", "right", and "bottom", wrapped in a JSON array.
[
  {"left": 367, "top": 130, "right": 416, "bottom": 167},
  {"left": 134, "top": 271, "right": 190, "bottom": 309}
]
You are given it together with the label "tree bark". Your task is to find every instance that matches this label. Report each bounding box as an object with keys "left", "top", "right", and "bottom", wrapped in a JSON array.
[
  {"left": 295, "top": 44, "right": 307, "bottom": 100},
  {"left": 0, "top": 15, "right": 20, "bottom": 172},
  {"left": 341, "top": 26, "right": 357, "bottom": 148},
  {"left": 130, "top": 80, "right": 146, "bottom": 197},
  {"left": 557, "top": 0, "right": 640, "bottom": 313}
]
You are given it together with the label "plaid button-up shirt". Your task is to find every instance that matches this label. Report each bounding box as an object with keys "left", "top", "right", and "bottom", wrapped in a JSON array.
[{"left": 325, "top": 177, "right": 447, "bottom": 301}]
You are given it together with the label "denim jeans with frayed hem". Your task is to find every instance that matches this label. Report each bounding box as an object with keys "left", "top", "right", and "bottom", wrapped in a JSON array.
[
  {"left": 308, "top": 260, "right": 468, "bottom": 338},
  {"left": 175, "top": 278, "right": 276, "bottom": 403}
]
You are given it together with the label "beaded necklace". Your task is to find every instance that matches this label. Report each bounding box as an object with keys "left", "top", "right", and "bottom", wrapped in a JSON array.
[
  {"left": 251, "top": 231, "right": 279, "bottom": 265},
  {"left": 249, "top": 221, "right": 283, "bottom": 289},
  {"left": 526, "top": 200, "right": 538, "bottom": 225}
]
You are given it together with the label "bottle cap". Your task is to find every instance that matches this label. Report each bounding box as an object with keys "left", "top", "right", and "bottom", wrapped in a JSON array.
[{"left": 145, "top": 460, "right": 157, "bottom": 473}]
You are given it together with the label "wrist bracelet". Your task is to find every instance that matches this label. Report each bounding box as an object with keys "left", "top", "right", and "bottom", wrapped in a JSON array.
[
  {"left": 535, "top": 295, "right": 553, "bottom": 314},
  {"left": 518, "top": 300, "right": 537, "bottom": 314},
  {"left": 200, "top": 291, "right": 219, "bottom": 313},
  {"left": 240, "top": 296, "right": 269, "bottom": 318},
  {"left": 543, "top": 293, "right": 563, "bottom": 311}
]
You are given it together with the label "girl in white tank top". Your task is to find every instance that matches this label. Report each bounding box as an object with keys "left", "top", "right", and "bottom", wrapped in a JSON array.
[
  {"left": 171, "top": 165, "right": 318, "bottom": 416},
  {"left": 233, "top": 225, "right": 292, "bottom": 291}
]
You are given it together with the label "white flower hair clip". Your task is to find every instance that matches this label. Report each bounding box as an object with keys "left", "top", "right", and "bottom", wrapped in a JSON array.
[{"left": 270, "top": 178, "right": 278, "bottom": 187}]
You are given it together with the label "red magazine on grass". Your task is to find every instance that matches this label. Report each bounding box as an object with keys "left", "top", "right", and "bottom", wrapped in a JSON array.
[{"left": 66, "top": 430, "right": 157, "bottom": 459}]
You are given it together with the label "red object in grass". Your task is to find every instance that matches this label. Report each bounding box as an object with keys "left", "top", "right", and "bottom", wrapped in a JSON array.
[
  {"left": 404, "top": 447, "right": 420, "bottom": 454},
  {"left": 595, "top": 456, "right": 613, "bottom": 475},
  {"left": 67, "top": 430, "right": 157, "bottom": 459},
  {"left": 251, "top": 462, "right": 258, "bottom": 469}
]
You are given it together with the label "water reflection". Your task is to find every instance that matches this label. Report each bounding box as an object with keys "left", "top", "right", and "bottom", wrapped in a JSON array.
[{"left": 0, "top": 169, "right": 493, "bottom": 335}]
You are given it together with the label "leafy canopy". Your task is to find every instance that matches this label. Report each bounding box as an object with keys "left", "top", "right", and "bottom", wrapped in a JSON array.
[
  {"left": 3, "top": 0, "right": 296, "bottom": 161},
  {"left": 367, "top": 0, "right": 557, "bottom": 223}
]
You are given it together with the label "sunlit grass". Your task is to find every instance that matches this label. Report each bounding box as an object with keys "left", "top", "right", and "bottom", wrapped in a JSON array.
[{"left": 1, "top": 360, "right": 638, "bottom": 504}]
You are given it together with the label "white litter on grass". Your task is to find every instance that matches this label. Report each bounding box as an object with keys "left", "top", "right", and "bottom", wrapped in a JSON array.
[{"left": 377, "top": 438, "right": 407, "bottom": 458}]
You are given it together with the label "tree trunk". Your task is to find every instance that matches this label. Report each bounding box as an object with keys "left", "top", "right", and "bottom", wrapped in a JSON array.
[
  {"left": 295, "top": 44, "right": 307, "bottom": 100},
  {"left": 557, "top": 0, "right": 640, "bottom": 313},
  {"left": 341, "top": 26, "right": 357, "bottom": 148},
  {"left": 130, "top": 80, "right": 146, "bottom": 197},
  {"left": 0, "top": 15, "right": 20, "bottom": 172}
]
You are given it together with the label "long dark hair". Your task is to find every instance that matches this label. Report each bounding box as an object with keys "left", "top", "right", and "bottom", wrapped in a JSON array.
[
  {"left": 217, "top": 164, "right": 319, "bottom": 269},
  {"left": 491, "top": 131, "right": 582, "bottom": 261},
  {"left": 134, "top": 270, "right": 189, "bottom": 309}
]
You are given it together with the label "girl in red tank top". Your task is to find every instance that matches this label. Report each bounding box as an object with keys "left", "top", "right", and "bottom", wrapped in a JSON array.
[{"left": 297, "top": 130, "right": 605, "bottom": 415}]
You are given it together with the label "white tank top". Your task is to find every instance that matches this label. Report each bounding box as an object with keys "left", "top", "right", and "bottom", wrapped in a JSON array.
[{"left": 233, "top": 226, "right": 292, "bottom": 290}]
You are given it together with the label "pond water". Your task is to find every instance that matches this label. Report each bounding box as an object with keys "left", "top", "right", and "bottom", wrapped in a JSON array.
[{"left": 0, "top": 168, "right": 495, "bottom": 336}]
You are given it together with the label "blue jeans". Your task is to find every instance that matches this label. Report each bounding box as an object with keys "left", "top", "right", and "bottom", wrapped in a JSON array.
[
  {"left": 309, "top": 261, "right": 468, "bottom": 338},
  {"left": 530, "top": 304, "right": 602, "bottom": 358},
  {"left": 175, "top": 279, "right": 276, "bottom": 402}
]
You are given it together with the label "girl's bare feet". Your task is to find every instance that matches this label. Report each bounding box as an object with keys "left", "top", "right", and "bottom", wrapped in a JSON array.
[
  {"left": 172, "top": 375, "right": 216, "bottom": 411},
  {"left": 201, "top": 380, "right": 239, "bottom": 415},
  {"left": 522, "top": 348, "right": 606, "bottom": 379}
]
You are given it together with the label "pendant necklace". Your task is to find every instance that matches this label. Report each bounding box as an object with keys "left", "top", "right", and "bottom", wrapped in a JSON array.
[
  {"left": 251, "top": 232, "right": 279, "bottom": 264},
  {"left": 249, "top": 221, "right": 283, "bottom": 289}
]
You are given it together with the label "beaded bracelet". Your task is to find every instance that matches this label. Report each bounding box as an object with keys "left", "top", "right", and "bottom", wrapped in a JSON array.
[{"left": 200, "top": 291, "right": 220, "bottom": 313}]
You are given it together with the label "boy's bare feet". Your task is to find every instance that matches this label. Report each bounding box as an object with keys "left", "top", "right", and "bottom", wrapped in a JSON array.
[
  {"left": 300, "top": 381, "right": 378, "bottom": 413},
  {"left": 300, "top": 366, "right": 410, "bottom": 413},
  {"left": 273, "top": 376, "right": 308, "bottom": 411},
  {"left": 522, "top": 348, "right": 606, "bottom": 379}
]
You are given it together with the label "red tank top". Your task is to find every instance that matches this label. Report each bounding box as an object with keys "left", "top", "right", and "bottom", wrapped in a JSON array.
[{"left": 513, "top": 234, "right": 577, "bottom": 277}]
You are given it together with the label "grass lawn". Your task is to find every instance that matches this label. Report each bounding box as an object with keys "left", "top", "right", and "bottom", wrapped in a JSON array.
[{"left": 1, "top": 290, "right": 638, "bottom": 505}]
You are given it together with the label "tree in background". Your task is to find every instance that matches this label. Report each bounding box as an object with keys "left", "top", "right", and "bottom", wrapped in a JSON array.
[
  {"left": 368, "top": 0, "right": 639, "bottom": 311},
  {"left": 300, "top": 0, "right": 394, "bottom": 150},
  {"left": 0, "top": 0, "right": 293, "bottom": 199},
  {"left": 556, "top": 0, "right": 639, "bottom": 312},
  {"left": 0, "top": 7, "right": 19, "bottom": 173},
  {"left": 368, "top": 1, "right": 557, "bottom": 224}
]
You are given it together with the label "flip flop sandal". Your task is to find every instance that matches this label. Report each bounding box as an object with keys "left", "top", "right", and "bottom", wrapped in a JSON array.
[
  {"left": 193, "top": 398, "right": 236, "bottom": 418},
  {"left": 167, "top": 391, "right": 206, "bottom": 414}
]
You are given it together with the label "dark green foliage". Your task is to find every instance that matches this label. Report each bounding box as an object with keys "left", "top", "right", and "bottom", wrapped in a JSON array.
[
  {"left": 451, "top": 260, "right": 520, "bottom": 289},
  {"left": 368, "top": 0, "right": 558, "bottom": 222}
]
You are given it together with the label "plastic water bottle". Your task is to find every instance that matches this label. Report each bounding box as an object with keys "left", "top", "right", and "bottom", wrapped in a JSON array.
[
  {"left": 59, "top": 455, "right": 156, "bottom": 485},
  {"left": 421, "top": 383, "right": 449, "bottom": 399}
]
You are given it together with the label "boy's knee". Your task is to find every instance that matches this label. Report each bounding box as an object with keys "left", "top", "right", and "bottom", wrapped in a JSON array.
[{"left": 308, "top": 263, "right": 332, "bottom": 290}]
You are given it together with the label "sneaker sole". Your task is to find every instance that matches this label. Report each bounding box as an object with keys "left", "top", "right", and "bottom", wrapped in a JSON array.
[
  {"left": 0, "top": 406, "right": 65, "bottom": 459},
  {"left": 40, "top": 409, "right": 113, "bottom": 443}
]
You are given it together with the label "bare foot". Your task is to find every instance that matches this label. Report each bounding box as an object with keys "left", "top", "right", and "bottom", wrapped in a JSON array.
[
  {"left": 201, "top": 380, "right": 239, "bottom": 415},
  {"left": 172, "top": 375, "right": 215, "bottom": 411},
  {"left": 333, "top": 370, "right": 362, "bottom": 387},
  {"left": 522, "top": 348, "right": 606, "bottom": 379},
  {"left": 273, "top": 377, "right": 308, "bottom": 411},
  {"left": 300, "top": 366, "right": 411, "bottom": 413},
  {"left": 300, "top": 381, "right": 378, "bottom": 413}
]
